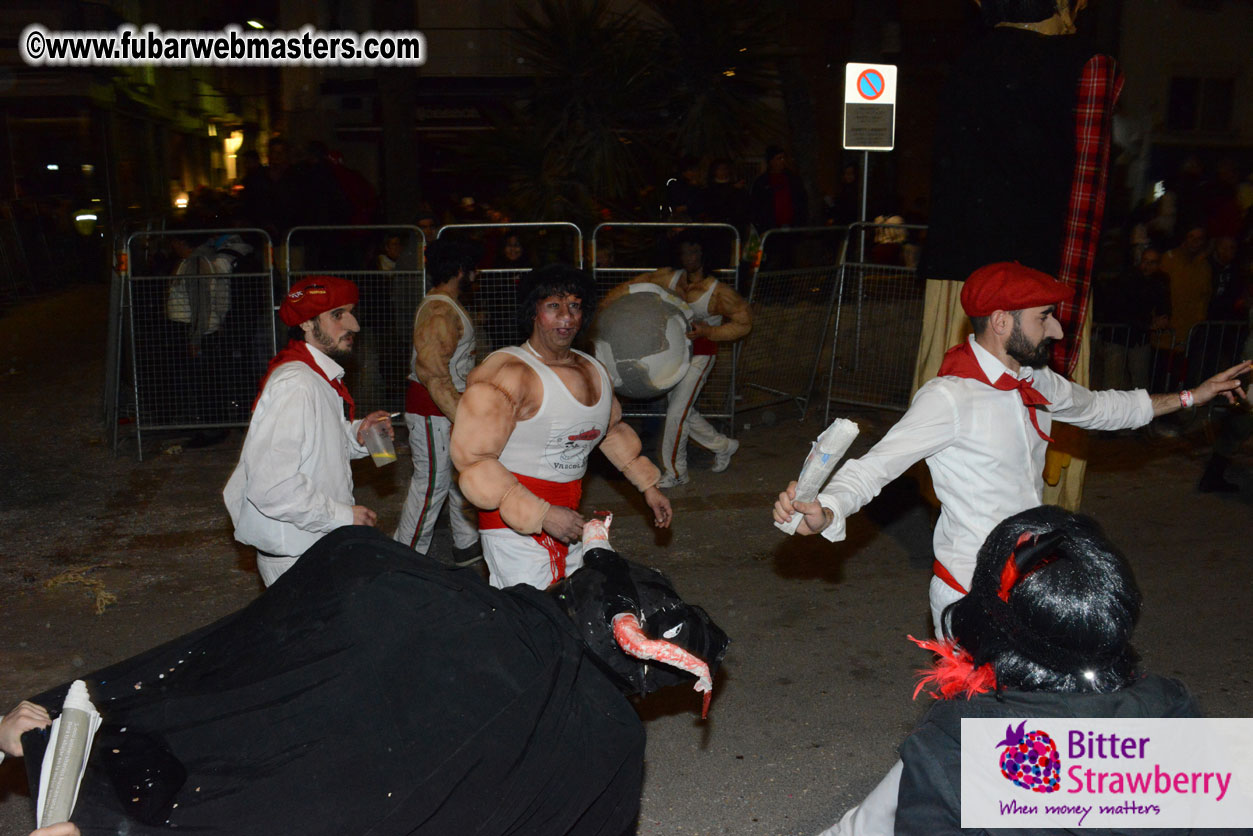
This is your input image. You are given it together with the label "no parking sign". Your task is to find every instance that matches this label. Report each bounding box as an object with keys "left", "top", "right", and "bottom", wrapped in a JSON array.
[{"left": 844, "top": 62, "right": 897, "bottom": 151}]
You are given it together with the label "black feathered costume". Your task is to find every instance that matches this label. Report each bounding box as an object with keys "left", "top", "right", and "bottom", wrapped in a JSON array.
[{"left": 22, "top": 526, "right": 728, "bottom": 835}]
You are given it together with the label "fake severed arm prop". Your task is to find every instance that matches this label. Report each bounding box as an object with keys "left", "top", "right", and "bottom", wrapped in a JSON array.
[
  {"left": 412, "top": 299, "right": 464, "bottom": 420},
  {"left": 452, "top": 362, "right": 550, "bottom": 534},
  {"left": 599, "top": 399, "right": 661, "bottom": 491},
  {"left": 612, "top": 612, "right": 714, "bottom": 719}
]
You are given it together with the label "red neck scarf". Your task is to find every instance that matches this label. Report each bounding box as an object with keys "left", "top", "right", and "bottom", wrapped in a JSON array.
[
  {"left": 937, "top": 341, "right": 1052, "bottom": 443},
  {"left": 254, "top": 339, "right": 356, "bottom": 420}
]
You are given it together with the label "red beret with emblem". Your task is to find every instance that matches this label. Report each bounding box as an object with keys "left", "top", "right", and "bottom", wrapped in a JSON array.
[
  {"left": 279, "top": 276, "right": 359, "bottom": 326},
  {"left": 960, "top": 262, "right": 1071, "bottom": 317}
]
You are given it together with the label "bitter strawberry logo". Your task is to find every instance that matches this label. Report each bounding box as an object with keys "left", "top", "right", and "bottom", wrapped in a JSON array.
[{"left": 996, "top": 721, "right": 1061, "bottom": 793}]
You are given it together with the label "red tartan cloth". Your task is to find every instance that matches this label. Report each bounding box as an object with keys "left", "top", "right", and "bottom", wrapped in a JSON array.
[{"left": 1052, "top": 54, "right": 1123, "bottom": 376}]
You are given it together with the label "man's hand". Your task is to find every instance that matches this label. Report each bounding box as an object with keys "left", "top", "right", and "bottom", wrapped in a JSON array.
[
  {"left": 352, "top": 505, "right": 378, "bottom": 526},
  {"left": 356, "top": 410, "right": 394, "bottom": 444},
  {"left": 0, "top": 700, "right": 51, "bottom": 758},
  {"left": 686, "top": 321, "right": 713, "bottom": 341},
  {"left": 772, "top": 481, "right": 833, "bottom": 536},
  {"left": 644, "top": 486, "right": 672, "bottom": 528},
  {"left": 542, "top": 505, "right": 586, "bottom": 544},
  {"left": 30, "top": 824, "right": 80, "bottom": 836},
  {"left": 1194, "top": 360, "right": 1251, "bottom": 406}
]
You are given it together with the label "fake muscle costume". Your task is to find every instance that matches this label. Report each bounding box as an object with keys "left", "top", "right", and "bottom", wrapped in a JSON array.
[
  {"left": 20, "top": 525, "right": 729, "bottom": 836},
  {"left": 453, "top": 344, "right": 662, "bottom": 590},
  {"left": 394, "top": 293, "right": 478, "bottom": 554}
]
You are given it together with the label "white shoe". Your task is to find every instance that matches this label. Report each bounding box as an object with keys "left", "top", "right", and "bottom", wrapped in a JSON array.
[
  {"left": 711, "top": 439, "right": 739, "bottom": 473},
  {"left": 656, "top": 473, "right": 689, "bottom": 489}
]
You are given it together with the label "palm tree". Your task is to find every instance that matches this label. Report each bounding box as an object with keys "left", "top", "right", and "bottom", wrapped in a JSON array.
[
  {"left": 461, "top": 0, "right": 785, "bottom": 227},
  {"left": 643, "top": 0, "right": 781, "bottom": 161}
]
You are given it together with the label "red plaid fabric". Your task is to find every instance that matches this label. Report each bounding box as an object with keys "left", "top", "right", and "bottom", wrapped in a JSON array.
[{"left": 1052, "top": 54, "right": 1123, "bottom": 376}]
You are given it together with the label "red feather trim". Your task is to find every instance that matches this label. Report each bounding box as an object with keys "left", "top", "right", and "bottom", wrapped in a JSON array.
[{"left": 908, "top": 635, "right": 997, "bottom": 700}]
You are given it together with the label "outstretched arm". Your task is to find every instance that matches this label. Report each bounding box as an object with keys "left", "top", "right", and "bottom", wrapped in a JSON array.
[
  {"left": 600, "top": 268, "right": 676, "bottom": 309},
  {"left": 1151, "top": 360, "right": 1250, "bottom": 416},
  {"left": 600, "top": 397, "right": 672, "bottom": 527}
]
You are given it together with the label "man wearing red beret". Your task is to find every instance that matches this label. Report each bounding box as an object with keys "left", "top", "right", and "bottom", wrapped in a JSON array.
[
  {"left": 224, "top": 275, "right": 394, "bottom": 585},
  {"left": 775, "top": 262, "right": 1250, "bottom": 635}
]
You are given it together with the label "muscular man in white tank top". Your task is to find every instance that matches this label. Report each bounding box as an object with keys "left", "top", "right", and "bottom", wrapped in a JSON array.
[
  {"left": 601, "top": 233, "right": 753, "bottom": 487},
  {"left": 452, "top": 265, "right": 673, "bottom": 590}
]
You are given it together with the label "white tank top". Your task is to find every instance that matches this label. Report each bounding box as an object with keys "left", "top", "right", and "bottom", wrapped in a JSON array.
[
  {"left": 409, "top": 294, "right": 476, "bottom": 392},
  {"left": 496, "top": 344, "right": 612, "bottom": 482},
  {"left": 667, "top": 269, "right": 723, "bottom": 326}
]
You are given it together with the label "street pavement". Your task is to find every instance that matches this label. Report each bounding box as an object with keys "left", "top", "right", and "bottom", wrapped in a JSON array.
[{"left": 0, "top": 285, "right": 1249, "bottom": 835}]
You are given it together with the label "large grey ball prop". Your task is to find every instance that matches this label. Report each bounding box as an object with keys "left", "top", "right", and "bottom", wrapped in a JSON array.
[{"left": 591, "top": 288, "right": 692, "bottom": 399}]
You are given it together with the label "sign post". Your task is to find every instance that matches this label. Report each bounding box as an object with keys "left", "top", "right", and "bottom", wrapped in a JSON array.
[{"left": 843, "top": 62, "right": 898, "bottom": 242}]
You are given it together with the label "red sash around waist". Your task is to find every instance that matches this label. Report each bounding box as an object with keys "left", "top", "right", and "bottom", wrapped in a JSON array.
[
  {"left": 932, "top": 560, "right": 969, "bottom": 596},
  {"left": 405, "top": 379, "right": 443, "bottom": 417},
  {"left": 480, "top": 473, "right": 584, "bottom": 585}
]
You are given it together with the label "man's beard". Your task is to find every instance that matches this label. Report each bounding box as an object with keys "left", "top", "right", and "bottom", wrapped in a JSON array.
[
  {"left": 311, "top": 320, "right": 352, "bottom": 359},
  {"left": 1006, "top": 323, "right": 1052, "bottom": 367}
]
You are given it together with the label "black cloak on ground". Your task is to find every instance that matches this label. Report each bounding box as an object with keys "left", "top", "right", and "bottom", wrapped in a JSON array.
[{"left": 23, "top": 526, "right": 728, "bottom": 835}]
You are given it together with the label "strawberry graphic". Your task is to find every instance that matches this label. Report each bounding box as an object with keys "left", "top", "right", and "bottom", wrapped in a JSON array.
[{"left": 995, "top": 721, "right": 1061, "bottom": 793}]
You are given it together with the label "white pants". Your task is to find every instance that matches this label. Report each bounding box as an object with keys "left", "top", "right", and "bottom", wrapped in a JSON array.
[
  {"left": 257, "top": 553, "right": 299, "bottom": 587},
  {"left": 929, "top": 574, "right": 965, "bottom": 638},
  {"left": 816, "top": 760, "right": 902, "bottom": 836},
  {"left": 394, "top": 413, "right": 479, "bottom": 554},
  {"left": 661, "top": 354, "right": 734, "bottom": 480},
  {"left": 480, "top": 529, "right": 585, "bottom": 590}
]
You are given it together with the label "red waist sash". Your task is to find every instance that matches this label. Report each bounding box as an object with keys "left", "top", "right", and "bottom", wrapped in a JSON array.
[
  {"left": 405, "top": 379, "right": 443, "bottom": 417},
  {"left": 932, "top": 560, "right": 969, "bottom": 596},
  {"left": 480, "top": 473, "right": 583, "bottom": 586}
]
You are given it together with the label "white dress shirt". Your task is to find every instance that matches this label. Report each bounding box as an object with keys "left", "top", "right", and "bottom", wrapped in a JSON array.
[
  {"left": 817, "top": 336, "right": 1153, "bottom": 589},
  {"left": 223, "top": 343, "right": 367, "bottom": 559}
]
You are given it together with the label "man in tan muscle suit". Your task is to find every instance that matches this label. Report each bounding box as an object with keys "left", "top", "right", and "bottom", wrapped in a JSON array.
[
  {"left": 394, "top": 239, "right": 482, "bottom": 560},
  {"left": 451, "top": 264, "right": 672, "bottom": 590},
  {"left": 602, "top": 232, "right": 752, "bottom": 487}
]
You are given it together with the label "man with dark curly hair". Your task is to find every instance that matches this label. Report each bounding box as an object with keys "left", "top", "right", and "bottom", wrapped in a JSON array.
[{"left": 452, "top": 265, "right": 673, "bottom": 589}]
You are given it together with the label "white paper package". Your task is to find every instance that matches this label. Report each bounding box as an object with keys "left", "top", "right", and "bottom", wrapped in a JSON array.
[{"left": 775, "top": 418, "right": 859, "bottom": 535}]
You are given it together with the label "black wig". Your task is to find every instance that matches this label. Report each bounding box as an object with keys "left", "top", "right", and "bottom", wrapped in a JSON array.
[
  {"left": 515, "top": 263, "right": 598, "bottom": 339},
  {"left": 942, "top": 506, "right": 1141, "bottom": 694}
]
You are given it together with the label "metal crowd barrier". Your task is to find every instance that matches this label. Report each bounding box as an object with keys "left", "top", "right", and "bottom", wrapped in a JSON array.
[
  {"left": 1091, "top": 323, "right": 1177, "bottom": 392},
  {"left": 739, "top": 226, "right": 848, "bottom": 422},
  {"left": 285, "top": 224, "right": 427, "bottom": 416},
  {"left": 437, "top": 222, "right": 583, "bottom": 357},
  {"left": 823, "top": 221, "right": 928, "bottom": 422},
  {"left": 120, "top": 228, "right": 275, "bottom": 459},
  {"left": 1184, "top": 319, "right": 1249, "bottom": 386},
  {"left": 590, "top": 222, "right": 740, "bottom": 425}
]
